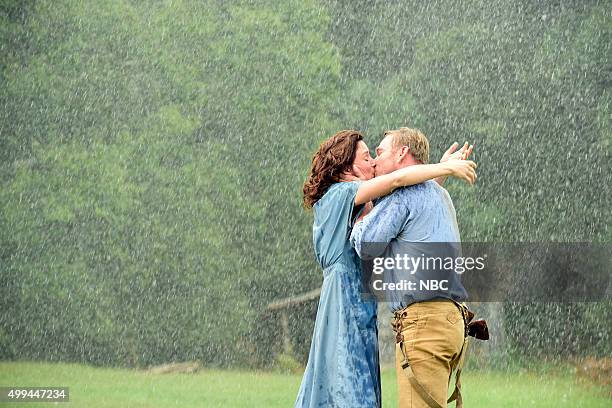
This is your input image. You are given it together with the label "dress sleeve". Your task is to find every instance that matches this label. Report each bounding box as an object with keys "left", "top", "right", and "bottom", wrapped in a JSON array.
[
  {"left": 314, "top": 181, "right": 360, "bottom": 264},
  {"left": 315, "top": 181, "right": 363, "bottom": 244}
]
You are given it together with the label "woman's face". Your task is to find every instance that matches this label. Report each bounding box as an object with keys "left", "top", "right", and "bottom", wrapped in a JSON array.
[{"left": 351, "top": 140, "right": 376, "bottom": 180}]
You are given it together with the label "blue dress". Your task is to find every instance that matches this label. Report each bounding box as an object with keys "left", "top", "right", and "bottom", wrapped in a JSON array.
[{"left": 295, "top": 181, "right": 381, "bottom": 408}]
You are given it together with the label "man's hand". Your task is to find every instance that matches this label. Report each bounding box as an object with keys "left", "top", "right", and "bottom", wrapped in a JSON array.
[
  {"left": 341, "top": 164, "right": 368, "bottom": 182},
  {"left": 437, "top": 142, "right": 474, "bottom": 185},
  {"left": 440, "top": 142, "right": 474, "bottom": 163}
]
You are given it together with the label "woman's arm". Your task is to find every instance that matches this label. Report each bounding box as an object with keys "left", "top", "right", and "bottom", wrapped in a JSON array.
[{"left": 354, "top": 160, "right": 476, "bottom": 205}]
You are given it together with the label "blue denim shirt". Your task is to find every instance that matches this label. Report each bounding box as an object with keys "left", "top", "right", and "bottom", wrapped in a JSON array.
[{"left": 350, "top": 180, "right": 468, "bottom": 311}]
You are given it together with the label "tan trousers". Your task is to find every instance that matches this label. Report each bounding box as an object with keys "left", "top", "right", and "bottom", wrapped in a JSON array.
[{"left": 392, "top": 300, "right": 467, "bottom": 408}]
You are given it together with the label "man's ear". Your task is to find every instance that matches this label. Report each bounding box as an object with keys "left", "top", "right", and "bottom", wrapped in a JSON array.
[{"left": 397, "top": 146, "right": 410, "bottom": 163}]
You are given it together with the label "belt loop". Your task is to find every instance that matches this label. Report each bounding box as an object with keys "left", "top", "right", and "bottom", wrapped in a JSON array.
[{"left": 452, "top": 300, "right": 470, "bottom": 338}]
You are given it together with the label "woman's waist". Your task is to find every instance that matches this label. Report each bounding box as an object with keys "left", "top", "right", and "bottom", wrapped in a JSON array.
[{"left": 321, "top": 257, "right": 361, "bottom": 275}]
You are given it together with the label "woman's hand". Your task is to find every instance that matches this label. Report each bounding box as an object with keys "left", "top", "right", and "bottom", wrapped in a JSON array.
[
  {"left": 446, "top": 160, "right": 477, "bottom": 185},
  {"left": 355, "top": 158, "right": 477, "bottom": 205},
  {"left": 436, "top": 142, "right": 475, "bottom": 185}
]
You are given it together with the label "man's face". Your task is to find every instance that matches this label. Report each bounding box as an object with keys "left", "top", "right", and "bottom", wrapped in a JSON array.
[
  {"left": 374, "top": 135, "right": 399, "bottom": 176},
  {"left": 351, "top": 140, "right": 376, "bottom": 180}
]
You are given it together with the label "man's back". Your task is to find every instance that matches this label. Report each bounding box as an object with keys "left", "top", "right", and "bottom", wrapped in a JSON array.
[
  {"left": 391, "top": 180, "right": 461, "bottom": 243},
  {"left": 350, "top": 180, "right": 468, "bottom": 311}
]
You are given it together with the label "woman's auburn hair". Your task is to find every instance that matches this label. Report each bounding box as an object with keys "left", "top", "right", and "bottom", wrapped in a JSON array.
[{"left": 303, "top": 130, "right": 363, "bottom": 209}]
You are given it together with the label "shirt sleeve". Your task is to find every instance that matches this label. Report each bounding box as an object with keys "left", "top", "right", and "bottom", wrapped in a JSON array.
[{"left": 350, "top": 190, "right": 409, "bottom": 259}]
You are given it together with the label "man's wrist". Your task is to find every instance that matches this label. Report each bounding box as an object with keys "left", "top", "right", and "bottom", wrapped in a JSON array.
[{"left": 436, "top": 175, "right": 448, "bottom": 186}]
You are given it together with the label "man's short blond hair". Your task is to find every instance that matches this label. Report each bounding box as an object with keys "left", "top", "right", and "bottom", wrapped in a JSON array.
[{"left": 384, "top": 127, "right": 430, "bottom": 164}]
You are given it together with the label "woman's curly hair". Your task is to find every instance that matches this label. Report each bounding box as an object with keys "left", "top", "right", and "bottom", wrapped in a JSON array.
[{"left": 303, "top": 130, "right": 363, "bottom": 208}]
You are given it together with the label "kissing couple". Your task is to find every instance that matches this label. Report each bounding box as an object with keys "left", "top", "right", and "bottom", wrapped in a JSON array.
[{"left": 295, "top": 127, "right": 479, "bottom": 408}]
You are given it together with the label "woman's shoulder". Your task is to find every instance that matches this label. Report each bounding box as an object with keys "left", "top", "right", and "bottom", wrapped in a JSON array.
[{"left": 315, "top": 181, "right": 360, "bottom": 208}]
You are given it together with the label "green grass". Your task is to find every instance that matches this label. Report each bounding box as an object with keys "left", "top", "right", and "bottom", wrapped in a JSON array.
[{"left": 0, "top": 361, "right": 609, "bottom": 407}]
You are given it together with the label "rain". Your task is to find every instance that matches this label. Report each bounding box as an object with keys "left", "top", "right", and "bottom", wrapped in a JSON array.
[{"left": 0, "top": 0, "right": 610, "bottom": 406}]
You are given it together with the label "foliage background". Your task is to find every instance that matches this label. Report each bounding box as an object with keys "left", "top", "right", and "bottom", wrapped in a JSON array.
[{"left": 1, "top": 0, "right": 610, "bottom": 368}]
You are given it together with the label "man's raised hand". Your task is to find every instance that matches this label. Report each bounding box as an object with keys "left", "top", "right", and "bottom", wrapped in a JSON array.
[{"left": 440, "top": 141, "right": 474, "bottom": 163}]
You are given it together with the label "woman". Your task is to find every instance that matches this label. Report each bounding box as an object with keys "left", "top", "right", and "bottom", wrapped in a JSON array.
[{"left": 295, "top": 130, "right": 476, "bottom": 408}]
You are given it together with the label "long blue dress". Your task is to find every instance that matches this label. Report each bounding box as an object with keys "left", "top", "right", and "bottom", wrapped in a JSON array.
[{"left": 295, "top": 181, "right": 381, "bottom": 408}]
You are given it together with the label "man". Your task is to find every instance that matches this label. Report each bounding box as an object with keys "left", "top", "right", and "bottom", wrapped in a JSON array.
[{"left": 350, "top": 127, "right": 472, "bottom": 408}]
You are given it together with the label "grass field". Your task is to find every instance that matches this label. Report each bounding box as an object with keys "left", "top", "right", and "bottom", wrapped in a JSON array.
[{"left": 0, "top": 361, "right": 609, "bottom": 407}]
